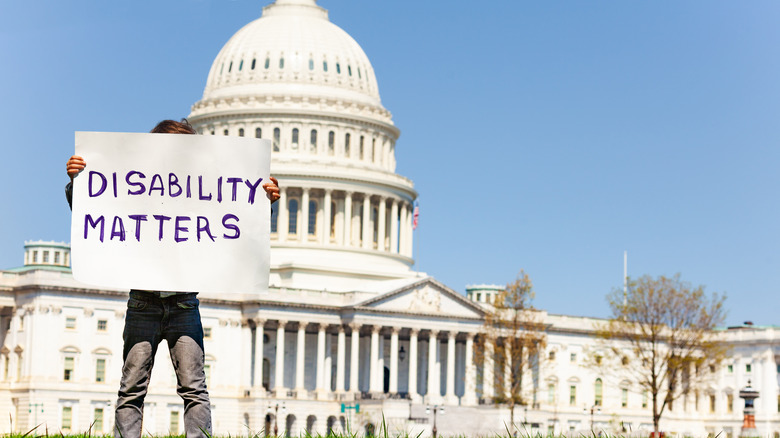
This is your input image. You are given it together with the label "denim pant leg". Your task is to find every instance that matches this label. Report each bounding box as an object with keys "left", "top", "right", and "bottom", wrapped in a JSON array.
[
  {"left": 166, "top": 294, "right": 212, "bottom": 437},
  {"left": 116, "top": 292, "right": 164, "bottom": 438}
]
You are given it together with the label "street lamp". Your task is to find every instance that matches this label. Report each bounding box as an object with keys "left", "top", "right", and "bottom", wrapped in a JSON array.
[
  {"left": 583, "top": 404, "right": 600, "bottom": 433},
  {"left": 268, "top": 402, "right": 286, "bottom": 436},
  {"left": 425, "top": 405, "right": 444, "bottom": 438}
]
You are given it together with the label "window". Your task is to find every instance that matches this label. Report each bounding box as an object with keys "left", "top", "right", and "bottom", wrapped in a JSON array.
[
  {"left": 594, "top": 378, "right": 603, "bottom": 406},
  {"left": 570, "top": 353, "right": 577, "bottom": 362},
  {"left": 271, "top": 205, "right": 278, "bottom": 233},
  {"left": 569, "top": 385, "right": 576, "bottom": 405},
  {"left": 32, "top": 251, "right": 37, "bottom": 263},
  {"left": 359, "top": 136, "right": 364, "bottom": 159},
  {"left": 547, "top": 383, "right": 556, "bottom": 404},
  {"left": 223, "top": 129, "right": 229, "bottom": 136},
  {"left": 251, "top": 58, "right": 256, "bottom": 70},
  {"left": 330, "top": 201, "right": 336, "bottom": 239},
  {"left": 228, "top": 61, "right": 233, "bottom": 73},
  {"left": 549, "top": 351, "right": 556, "bottom": 361},
  {"left": 239, "top": 60, "right": 243, "bottom": 71},
  {"left": 348, "top": 65, "right": 352, "bottom": 76},
  {"left": 170, "top": 411, "right": 180, "bottom": 435},
  {"left": 204, "top": 327, "right": 212, "bottom": 339},
  {"left": 43, "top": 251, "right": 50, "bottom": 263},
  {"left": 16, "top": 352, "right": 21, "bottom": 381},
  {"left": 621, "top": 355, "right": 629, "bottom": 365},
  {"left": 310, "top": 129, "right": 317, "bottom": 152},
  {"left": 288, "top": 199, "right": 299, "bottom": 235},
  {"left": 727, "top": 394, "right": 733, "bottom": 413},
  {"left": 328, "top": 131, "right": 335, "bottom": 155},
  {"left": 265, "top": 57, "right": 270, "bottom": 69},
  {"left": 308, "top": 200, "right": 317, "bottom": 235},
  {"left": 64, "top": 357, "right": 74, "bottom": 381},
  {"left": 279, "top": 57, "right": 284, "bottom": 69},
  {"left": 273, "top": 128, "right": 280, "bottom": 152},
  {"left": 595, "top": 355, "right": 602, "bottom": 365},
  {"left": 710, "top": 394, "right": 716, "bottom": 412},
  {"left": 239, "top": 128, "right": 245, "bottom": 137},
  {"left": 94, "top": 408, "right": 104, "bottom": 432},
  {"left": 292, "top": 128, "right": 299, "bottom": 149},
  {"left": 746, "top": 364, "right": 752, "bottom": 373},
  {"left": 621, "top": 388, "right": 628, "bottom": 407},
  {"left": 97, "top": 320, "right": 107, "bottom": 332},
  {"left": 255, "top": 127, "right": 262, "bottom": 138},
  {"left": 54, "top": 252, "right": 60, "bottom": 264},
  {"left": 308, "top": 58, "right": 314, "bottom": 70},
  {"left": 336, "top": 63, "right": 341, "bottom": 74},
  {"left": 95, "top": 358, "right": 106, "bottom": 382},
  {"left": 344, "top": 133, "right": 351, "bottom": 156},
  {"left": 62, "top": 406, "right": 72, "bottom": 431},
  {"left": 65, "top": 317, "right": 76, "bottom": 329},
  {"left": 323, "top": 60, "right": 328, "bottom": 72},
  {"left": 727, "top": 364, "right": 733, "bottom": 373}
]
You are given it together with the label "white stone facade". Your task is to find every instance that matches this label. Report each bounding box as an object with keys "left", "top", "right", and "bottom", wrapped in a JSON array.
[{"left": 2, "top": 1, "right": 779, "bottom": 436}]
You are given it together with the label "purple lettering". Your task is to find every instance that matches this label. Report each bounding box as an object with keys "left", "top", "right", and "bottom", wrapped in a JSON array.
[
  {"left": 198, "top": 176, "right": 212, "bottom": 201},
  {"left": 222, "top": 214, "right": 240, "bottom": 239},
  {"left": 169, "top": 173, "right": 182, "bottom": 197},
  {"left": 244, "top": 177, "right": 263, "bottom": 205},
  {"left": 196, "top": 216, "right": 217, "bottom": 242},
  {"left": 128, "top": 214, "right": 148, "bottom": 242},
  {"left": 153, "top": 215, "right": 171, "bottom": 241},
  {"left": 149, "top": 174, "right": 164, "bottom": 196},
  {"left": 126, "top": 171, "right": 146, "bottom": 195},
  {"left": 227, "top": 178, "right": 243, "bottom": 202},
  {"left": 112, "top": 172, "right": 118, "bottom": 198},
  {"left": 88, "top": 171, "right": 107, "bottom": 197},
  {"left": 186, "top": 175, "right": 191, "bottom": 198},
  {"left": 174, "top": 216, "right": 190, "bottom": 243},
  {"left": 110, "top": 216, "right": 126, "bottom": 241},
  {"left": 217, "top": 177, "right": 223, "bottom": 203},
  {"left": 84, "top": 214, "right": 105, "bottom": 242}
]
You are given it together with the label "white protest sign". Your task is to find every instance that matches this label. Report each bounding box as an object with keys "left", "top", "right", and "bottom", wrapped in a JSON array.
[{"left": 70, "top": 132, "right": 271, "bottom": 296}]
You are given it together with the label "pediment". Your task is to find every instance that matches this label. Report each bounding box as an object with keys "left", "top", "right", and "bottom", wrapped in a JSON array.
[{"left": 357, "top": 277, "right": 485, "bottom": 319}]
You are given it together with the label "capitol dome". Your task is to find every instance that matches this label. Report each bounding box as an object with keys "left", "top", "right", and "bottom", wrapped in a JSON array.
[{"left": 189, "top": 0, "right": 418, "bottom": 293}]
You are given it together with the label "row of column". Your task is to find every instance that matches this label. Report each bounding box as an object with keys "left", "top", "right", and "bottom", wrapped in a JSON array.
[
  {"left": 275, "top": 187, "right": 414, "bottom": 257},
  {"left": 248, "top": 320, "right": 478, "bottom": 405}
]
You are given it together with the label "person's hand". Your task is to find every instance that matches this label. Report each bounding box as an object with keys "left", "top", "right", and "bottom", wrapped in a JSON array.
[
  {"left": 263, "top": 176, "right": 280, "bottom": 204},
  {"left": 66, "top": 155, "right": 86, "bottom": 179}
]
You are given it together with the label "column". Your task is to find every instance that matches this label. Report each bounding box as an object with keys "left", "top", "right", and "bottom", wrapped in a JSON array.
[
  {"left": 336, "top": 325, "right": 346, "bottom": 393},
  {"left": 389, "top": 328, "right": 399, "bottom": 394},
  {"left": 316, "top": 324, "right": 326, "bottom": 393},
  {"left": 350, "top": 324, "right": 360, "bottom": 393},
  {"left": 463, "top": 334, "right": 477, "bottom": 405},
  {"left": 390, "top": 199, "right": 399, "bottom": 254},
  {"left": 369, "top": 326, "right": 381, "bottom": 392},
  {"left": 322, "top": 189, "right": 332, "bottom": 245},
  {"left": 253, "top": 318, "right": 265, "bottom": 392},
  {"left": 427, "top": 330, "right": 441, "bottom": 403},
  {"left": 399, "top": 203, "right": 408, "bottom": 255},
  {"left": 278, "top": 187, "right": 288, "bottom": 242},
  {"left": 377, "top": 197, "right": 387, "bottom": 251},
  {"left": 445, "top": 332, "right": 457, "bottom": 403},
  {"left": 362, "top": 195, "right": 371, "bottom": 249},
  {"left": 343, "top": 192, "right": 352, "bottom": 246},
  {"left": 301, "top": 187, "right": 310, "bottom": 241},
  {"left": 295, "top": 323, "right": 306, "bottom": 391},
  {"left": 409, "top": 329, "right": 419, "bottom": 401},
  {"left": 324, "top": 334, "right": 333, "bottom": 392},
  {"left": 274, "top": 321, "right": 287, "bottom": 393},
  {"left": 483, "top": 338, "right": 494, "bottom": 400}
]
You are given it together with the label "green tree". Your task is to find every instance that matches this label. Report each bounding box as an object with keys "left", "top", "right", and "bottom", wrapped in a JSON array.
[
  {"left": 595, "top": 274, "right": 727, "bottom": 434},
  {"left": 475, "top": 270, "right": 546, "bottom": 435}
]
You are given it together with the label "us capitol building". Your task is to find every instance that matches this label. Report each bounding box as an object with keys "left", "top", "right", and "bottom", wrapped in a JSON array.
[{"left": 2, "top": 1, "right": 779, "bottom": 436}]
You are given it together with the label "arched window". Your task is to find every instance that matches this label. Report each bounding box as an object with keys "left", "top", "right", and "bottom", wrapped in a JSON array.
[
  {"left": 291, "top": 128, "right": 299, "bottom": 150},
  {"left": 344, "top": 133, "right": 351, "bottom": 156},
  {"left": 279, "top": 57, "right": 284, "bottom": 69},
  {"left": 238, "top": 128, "right": 245, "bottom": 137},
  {"left": 308, "top": 200, "right": 317, "bottom": 235},
  {"left": 372, "top": 206, "right": 379, "bottom": 245},
  {"left": 251, "top": 58, "right": 256, "bottom": 70},
  {"left": 310, "top": 129, "right": 317, "bottom": 152},
  {"left": 323, "top": 60, "right": 328, "bottom": 72},
  {"left": 336, "top": 63, "right": 341, "bottom": 74},
  {"left": 223, "top": 129, "right": 229, "bottom": 136},
  {"left": 255, "top": 127, "right": 262, "bottom": 138},
  {"left": 239, "top": 60, "right": 243, "bottom": 71},
  {"left": 264, "top": 57, "right": 270, "bottom": 69},
  {"left": 288, "top": 199, "right": 299, "bottom": 235},
  {"left": 348, "top": 65, "right": 352, "bottom": 76},
  {"left": 228, "top": 61, "right": 233, "bottom": 73},
  {"left": 359, "top": 136, "right": 365, "bottom": 159},
  {"left": 328, "top": 131, "right": 335, "bottom": 156},
  {"left": 273, "top": 128, "right": 280, "bottom": 152},
  {"left": 308, "top": 59, "right": 314, "bottom": 71},
  {"left": 358, "top": 67, "right": 361, "bottom": 79},
  {"left": 372, "top": 138, "right": 377, "bottom": 162},
  {"left": 594, "top": 378, "right": 603, "bottom": 406}
]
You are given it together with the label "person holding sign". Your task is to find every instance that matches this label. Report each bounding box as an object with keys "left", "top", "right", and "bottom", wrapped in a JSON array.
[{"left": 65, "top": 119, "right": 280, "bottom": 438}]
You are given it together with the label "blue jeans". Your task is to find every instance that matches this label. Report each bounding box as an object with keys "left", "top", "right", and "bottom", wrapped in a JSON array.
[{"left": 115, "top": 291, "right": 212, "bottom": 438}]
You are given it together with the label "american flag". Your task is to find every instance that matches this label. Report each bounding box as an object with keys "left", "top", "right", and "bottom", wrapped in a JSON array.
[{"left": 412, "top": 202, "right": 419, "bottom": 230}]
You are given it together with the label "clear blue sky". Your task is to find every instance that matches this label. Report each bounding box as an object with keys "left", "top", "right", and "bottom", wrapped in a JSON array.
[{"left": 2, "top": 1, "right": 778, "bottom": 326}]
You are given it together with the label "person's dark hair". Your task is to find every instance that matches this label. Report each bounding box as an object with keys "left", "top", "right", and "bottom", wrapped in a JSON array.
[{"left": 150, "top": 119, "right": 197, "bottom": 135}]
